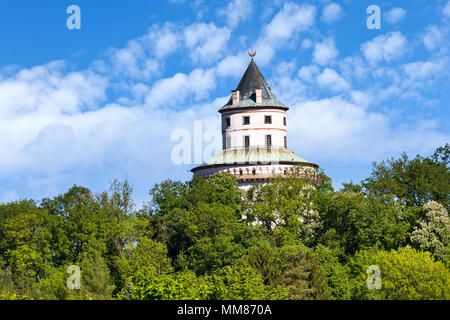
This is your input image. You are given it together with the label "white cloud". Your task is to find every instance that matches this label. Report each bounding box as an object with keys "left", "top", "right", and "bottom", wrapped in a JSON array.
[
  {"left": 321, "top": 3, "right": 343, "bottom": 23},
  {"left": 0, "top": 62, "right": 107, "bottom": 119},
  {"left": 301, "top": 38, "right": 313, "bottom": 49},
  {"left": 385, "top": 8, "right": 406, "bottom": 24},
  {"left": 402, "top": 61, "right": 442, "bottom": 80},
  {"left": 444, "top": 1, "right": 450, "bottom": 17},
  {"left": 217, "top": 0, "right": 253, "bottom": 28},
  {"left": 184, "top": 23, "right": 231, "bottom": 64},
  {"left": 146, "top": 23, "right": 181, "bottom": 59},
  {"left": 289, "top": 97, "right": 448, "bottom": 162},
  {"left": 350, "top": 91, "right": 373, "bottom": 109},
  {"left": 1, "top": 2, "right": 448, "bottom": 204},
  {"left": 338, "top": 56, "right": 368, "bottom": 80},
  {"left": 110, "top": 21, "right": 232, "bottom": 70},
  {"left": 298, "top": 65, "right": 319, "bottom": 82},
  {"left": 316, "top": 68, "right": 350, "bottom": 92},
  {"left": 264, "top": 3, "right": 315, "bottom": 42},
  {"left": 215, "top": 53, "right": 248, "bottom": 77},
  {"left": 423, "top": 25, "right": 443, "bottom": 50},
  {"left": 0, "top": 58, "right": 225, "bottom": 203},
  {"left": 313, "top": 38, "right": 338, "bottom": 65},
  {"left": 110, "top": 39, "right": 160, "bottom": 80},
  {"left": 361, "top": 32, "right": 407, "bottom": 64},
  {"left": 144, "top": 68, "right": 216, "bottom": 108},
  {"left": 255, "top": 3, "right": 316, "bottom": 65}
]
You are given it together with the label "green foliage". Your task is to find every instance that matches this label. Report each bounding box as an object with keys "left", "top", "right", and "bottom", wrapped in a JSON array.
[
  {"left": 0, "top": 145, "right": 448, "bottom": 300},
  {"left": 209, "top": 264, "right": 288, "bottom": 300},
  {"left": 248, "top": 242, "right": 330, "bottom": 300},
  {"left": 320, "top": 191, "right": 410, "bottom": 255},
  {"left": 362, "top": 146, "right": 449, "bottom": 211},
  {"left": 410, "top": 201, "right": 450, "bottom": 261},
  {"left": 277, "top": 244, "right": 330, "bottom": 300},
  {"left": 315, "top": 245, "right": 351, "bottom": 300},
  {"left": 245, "top": 175, "right": 321, "bottom": 245},
  {"left": 78, "top": 252, "right": 115, "bottom": 299},
  {"left": 0, "top": 290, "right": 32, "bottom": 300},
  {"left": 349, "top": 247, "right": 450, "bottom": 300}
]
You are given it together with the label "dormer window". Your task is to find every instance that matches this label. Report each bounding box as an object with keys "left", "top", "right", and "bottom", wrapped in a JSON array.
[
  {"left": 243, "top": 116, "right": 250, "bottom": 125},
  {"left": 265, "top": 115, "right": 272, "bottom": 124}
]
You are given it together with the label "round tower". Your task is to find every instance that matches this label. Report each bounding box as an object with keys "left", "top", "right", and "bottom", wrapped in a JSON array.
[{"left": 191, "top": 57, "right": 320, "bottom": 189}]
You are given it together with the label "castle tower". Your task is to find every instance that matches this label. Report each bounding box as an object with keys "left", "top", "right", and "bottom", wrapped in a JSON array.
[{"left": 191, "top": 57, "right": 319, "bottom": 189}]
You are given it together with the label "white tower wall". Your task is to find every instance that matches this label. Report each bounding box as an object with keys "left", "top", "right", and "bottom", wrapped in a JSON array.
[{"left": 221, "top": 108, "right": 287, "bottom": 149}]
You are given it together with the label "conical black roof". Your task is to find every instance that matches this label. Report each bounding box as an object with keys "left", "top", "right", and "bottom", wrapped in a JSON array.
[{"left": 220, "top": 59, "right": 287, "bottom": 111}]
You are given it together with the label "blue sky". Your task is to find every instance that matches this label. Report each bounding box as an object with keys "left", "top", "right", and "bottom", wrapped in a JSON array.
[{"left": 0, "top": 0, "right": 449, "bottom": 207}]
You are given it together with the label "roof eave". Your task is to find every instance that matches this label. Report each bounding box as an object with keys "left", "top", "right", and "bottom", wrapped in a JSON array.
[{"left": 191, "top": 161, "right": 319, "bottom": 173}]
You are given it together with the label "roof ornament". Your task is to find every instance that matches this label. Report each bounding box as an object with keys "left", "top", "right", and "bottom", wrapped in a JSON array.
[{"left": 248, "top": 51, "right": 256, "bottom": 57}]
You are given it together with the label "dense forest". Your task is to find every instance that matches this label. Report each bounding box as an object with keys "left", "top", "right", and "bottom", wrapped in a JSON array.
[{"left": 0, "top": 144, "right": 449, "bottom": 300}]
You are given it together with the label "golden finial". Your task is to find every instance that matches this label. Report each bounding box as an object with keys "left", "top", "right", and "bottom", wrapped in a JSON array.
[{"left": 248, "top": 51, "right": 256, "bottom": 57}]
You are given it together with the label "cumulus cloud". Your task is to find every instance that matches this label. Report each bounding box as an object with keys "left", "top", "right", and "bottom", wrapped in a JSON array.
[
  {"left": 0, "top": 61, "right": 223, "bottom": 202},
  {"left": 108, "top": 20, "right": 233, "bottom": 71},
  {"left": 298, "top": 65, "right": 319, "bottom": 82},
  {"left": 402, "top": 61, "right": 442, "bottom": 80},
  {"left": 0, "top": 1, "right": 448, "bottom": 203},
  {"left": 0, "top": 62, "right": 108, "bottom": 170},
  {"left": 423, "top": 25, "right": 443, "bottom": 50},
  {"left": 316, "top": 68, "right": 350, "bottom": 92},
  {"left": 145, "top": 68, "right": 216, "bottom": 108},
  {"left": 255, "top": 3, "right": 316, "bottom": 64},
  {"left": 350, "top": 91, "right": 373, "bottom": 109},
  {"left": 301, "top": 38, "right": 313, "bottom": 49},
  {"left": 264, "top": 3, "right": 316, "bottom": 41},
  {"left": 288, "top": 97, "right": 448, "bottom": 162},
  {"left": 184, "top": 23, "right": 231, "bottom": 64},
  {"left": 338, "top": 56, "right": 368, "bottom": 80},
  {"left": 217, "top": 0, "right": 253, "bottom": 28},
  {"left": 109, "top": 40, "right": 160, "bottom": 80},
  {"left": 106, "top": 23, "right": 184, "bottom": 80},
  {"left": 313, "top": 38, "right": 338, "bottom": 65},
  {"left": 444, "top": 1, "right": 450, "bottom": 17},
  {"left": 321, "top": 3, "right": 344, "bottom": 23},
  {"left": 0, "top": 62, "right": 107, "bottom": 119},
  {"left": 215, "top": 53, "right": 248, "bottom": 77},
  {"left": 385, "top": 8, "right": 406, "bottom": 24},
  {"left": 361, "top": 32, "right": 407, "bottom": 65}
]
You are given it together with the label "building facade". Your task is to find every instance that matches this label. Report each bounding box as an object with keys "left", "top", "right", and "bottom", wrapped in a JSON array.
[{"left": 191, "top": 58, "right": 319, "bottom": 188}]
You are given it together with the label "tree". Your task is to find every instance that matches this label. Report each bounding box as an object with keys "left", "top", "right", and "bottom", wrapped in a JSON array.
[
  {"left": 349, "top": 247, "right": 450, "bottom": 300},
  {"left": 362, "top": 145, "right": 449, "bottom": 211},
  {"left": 315, "top": 245, "right": 352, "bottom": 300},
  {"left": 277, "top": 244, "right": 330, "bottom": 300},
  {"left": 78, "top": 252, "right": 115, "bottom": 299},
  {"left": 0, "top": 201, "right": 54, "bottom": 296},
  {"left": 116, "top": 237, "right": 173, "bottom": 283},
  {"left": 209, "top": 264, "right": 287, "bottom": 300},
  {"left": 248, "top": 243, "right": 330, "bottom": 300},
  {"left": 410, "top": 201, "right": 450, "bottom": 261},
  {"left": 320, "top": 191, "right": 410, "bottom": 255},
  {"left": 245, "top": 174, "right": 322, "bottom": 245}
]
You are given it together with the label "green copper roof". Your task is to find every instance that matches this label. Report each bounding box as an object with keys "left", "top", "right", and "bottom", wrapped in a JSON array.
[{"left": 195, "top": 146, "right": 316, "bottom": 168}]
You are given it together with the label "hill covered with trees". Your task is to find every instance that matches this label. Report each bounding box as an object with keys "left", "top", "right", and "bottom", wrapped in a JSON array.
[{"left": 0, "top": 144, "right": 449, "bottom": 300}]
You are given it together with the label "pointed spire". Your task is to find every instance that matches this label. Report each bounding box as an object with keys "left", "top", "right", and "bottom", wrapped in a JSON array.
[{"left": 220, "top": 59, "right": 287, "bottom": 111}]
